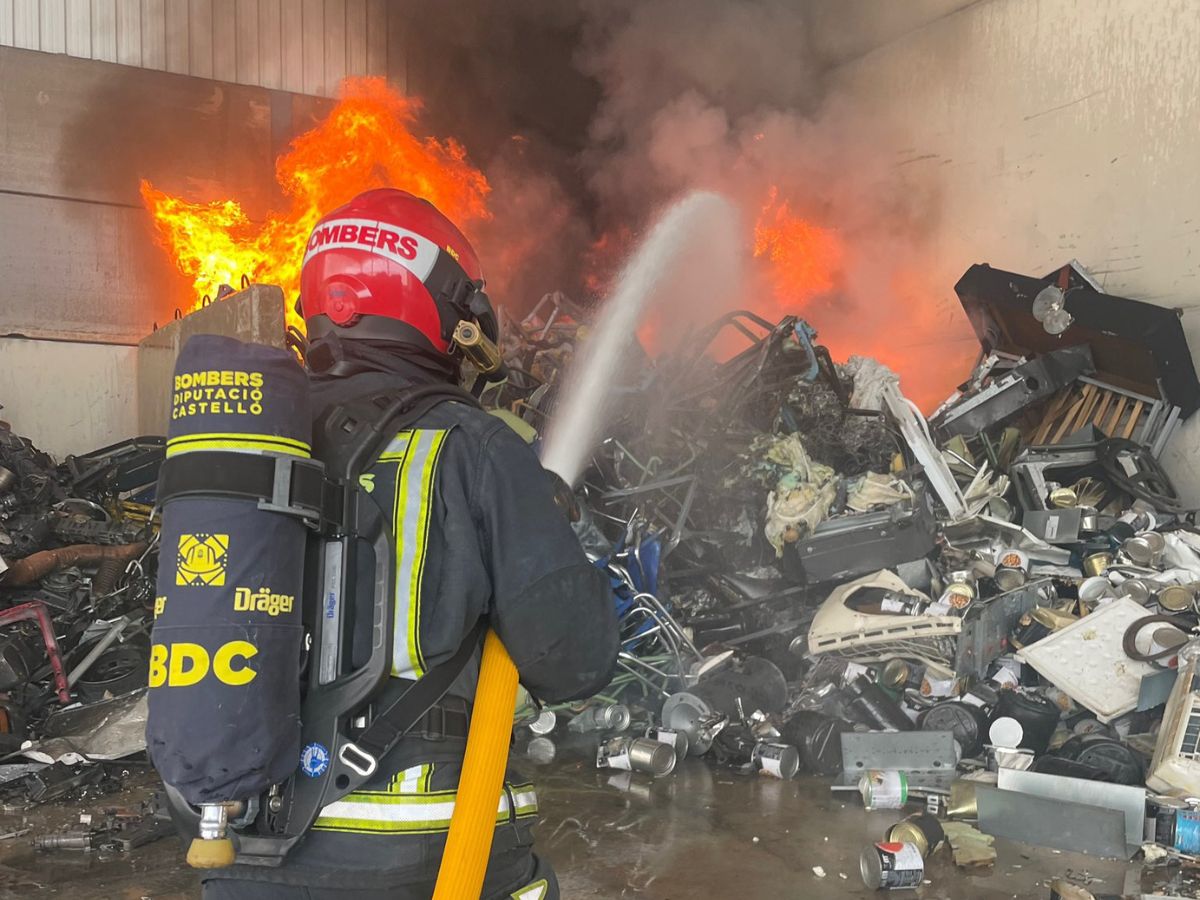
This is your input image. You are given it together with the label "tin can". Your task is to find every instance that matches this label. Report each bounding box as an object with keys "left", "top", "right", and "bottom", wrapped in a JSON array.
[
  {"left": 1048, "top": 486, "right": 1078, "bottom": 509},
  {"left": 647, "top": 726, "right": 690, "bottom": 759},
  {"left": 936, "top": 583, "right": 975, "bottom": 616},
  {"left": 527, "top": 709, "right": 557, "bottom": 735},
  {"left": 1114, "top": 577, "right": 1152, "bottom": 605},
  {"left": 859, "top": 770, "right": 909, "bottom": 810},
  {"left": 880, "top": 592, "right": 925, "bottom": 616},
  {"left": 570, "top": 703, "right": 631, "bottom": 733},
  {"left": 881, "top": 658, "right": 923, "bottom": 692},
  {"left": 1146, "top": 796, "right": 1189, "bottom": 845},
  {"left": 1078, "top": 575, "right": 1115, "bottom": 604},
  {"left": 752, "top": 742, "right": 800, "bottom": 780},
  {"left": 598, "top": 736, "right": 676, "bottom": 776},
  {"left": 994, "top": 549, "right": 1030, "bottom": 591},
  {"left": 886, "top": 812, "right": 945, "bottom": 858},
  {"left": 1156, "top": 584, "right": 1196, "bottom": 613},
  {"left": 1174, "top": 809, "right": 1200, "bottom": 854},
  {"left": 860, "top": 841, "right": 924, "bottom": 890},
  {"left": 1082, "top": 551, "right": 1114, "bottom": 577},
  {"left": 1124, "top": 531, "right": 1166, "bottom": 567}
]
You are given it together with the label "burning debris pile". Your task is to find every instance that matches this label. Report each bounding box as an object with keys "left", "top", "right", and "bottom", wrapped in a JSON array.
[{"left": 501, "top": 261, "right": 1200, "bottom": 888}]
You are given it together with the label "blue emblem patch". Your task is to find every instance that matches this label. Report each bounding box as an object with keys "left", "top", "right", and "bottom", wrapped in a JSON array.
[{"left": 300, "top": 742, "right": 331, "bottom": 778}]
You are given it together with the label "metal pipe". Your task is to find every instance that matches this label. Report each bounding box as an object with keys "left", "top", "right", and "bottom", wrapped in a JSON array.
[{"left": 67, "top": 618, "right": 128, "bottom": 687}]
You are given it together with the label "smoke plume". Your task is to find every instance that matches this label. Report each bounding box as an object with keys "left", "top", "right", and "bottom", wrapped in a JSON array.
[{"left": 426, "top": 0, "right": 977, "bottom": 406}]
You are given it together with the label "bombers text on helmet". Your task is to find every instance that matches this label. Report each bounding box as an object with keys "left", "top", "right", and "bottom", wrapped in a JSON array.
[{"left": 299, "top": 189, "right": 496, "bottom": 354}]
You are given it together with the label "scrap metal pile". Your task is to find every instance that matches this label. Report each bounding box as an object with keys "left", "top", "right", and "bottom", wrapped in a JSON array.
[
  {"left": 502, "top": 262, "right": 1200, "bottom": 889},
  {"left": 0, "top": 424, "right": 162, "bottom": 845}
]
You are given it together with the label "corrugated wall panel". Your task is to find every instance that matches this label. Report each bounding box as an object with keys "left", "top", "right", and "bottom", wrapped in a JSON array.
[
  {"left": 0, "top": 0, "right": 406, "bottom": 96},
  {"left": 323, "top": 0, "right": 344, "bottom": 88},
  {"left": 188, "top": 0, "right": 212, "bottom": 77},
  {"left": 115, "top": 0, "right": 140, "bottom": 65},
  {"left": 300, "top": 0, "right": 322, "bottom": 95},
  {"left": 257, "top": 0, "right": 279, "bottom": 87},
  {"left": 140, "top": 0, "right": 164, "bottom": 69},
  {"left": 164, "top": 0, "right": 186, "bottom": 72},
  {"left": 211, "top": 0, "right": 236, "bottom": 82},
  {"left": 38, "top": 0, "right": 64, "bottom": 53},
  {"left": 344, "top": 0, "right": 363, "bottom": 75},
  {"left": 90, "top": 0, "right": 116, "bottom": 61},
  {"left": 279, "top": 0, "right": 301, "bottom": 92},
  {"left": 235, "top": 0, "right": 258, "bottom": 83},
  {"left": 64, "top": 0, "right": 89, "bottom": 56},
  {"left": 0, "top": 3, "right": 13, "bottom": 46},
  {"left": 12, "top": 0, "right": 38, "bottom": 49}
]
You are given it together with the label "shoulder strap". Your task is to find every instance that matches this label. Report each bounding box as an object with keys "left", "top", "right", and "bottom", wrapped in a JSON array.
[
  {"left": 336, "top": 620, "right": 487, "bottom": 779},
  {"left": 314, "top": 384, "right": 480, "bottom": 483}
]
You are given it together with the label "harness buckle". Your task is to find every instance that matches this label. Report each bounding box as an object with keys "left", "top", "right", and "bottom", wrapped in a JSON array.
[{"left": 338, "top": 742, "right": 377, "bottom": 778}]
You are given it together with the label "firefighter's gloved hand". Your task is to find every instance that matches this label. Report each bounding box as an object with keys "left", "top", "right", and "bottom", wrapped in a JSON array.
[{"left": 548, "top": 472, "right": 581, "bottom": 524}]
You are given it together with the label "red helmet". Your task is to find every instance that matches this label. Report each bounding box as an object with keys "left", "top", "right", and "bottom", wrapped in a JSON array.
[{"left": 300, "top": 188, "right": 494, "bottom": 353}]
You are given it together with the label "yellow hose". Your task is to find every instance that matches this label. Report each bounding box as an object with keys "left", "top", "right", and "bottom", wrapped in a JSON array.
[{"left": 433, "top": 629, "right": 520, "bottom": 899}]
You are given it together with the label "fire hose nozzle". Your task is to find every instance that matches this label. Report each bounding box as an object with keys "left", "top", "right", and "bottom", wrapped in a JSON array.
[
  {"left": 186, "top": 803, "right": 236, "bottom": 869},
  {"left": 453, "top": 320, "right": 504, "bottom": 375}
]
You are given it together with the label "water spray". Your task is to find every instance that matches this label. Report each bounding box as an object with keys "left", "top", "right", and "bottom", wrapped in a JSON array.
[{"left": 434, "top": 190, "right": 743, "bottom": 898}]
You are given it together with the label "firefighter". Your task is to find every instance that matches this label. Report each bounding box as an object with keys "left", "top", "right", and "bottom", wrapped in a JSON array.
[{"left": 202, "top": 188, "right": 620, "bottom": 899}]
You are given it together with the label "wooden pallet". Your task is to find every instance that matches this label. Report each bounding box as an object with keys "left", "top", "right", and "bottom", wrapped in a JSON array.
[{"left": 1030, "top": 383, "right": 1146, "bottom": 445}]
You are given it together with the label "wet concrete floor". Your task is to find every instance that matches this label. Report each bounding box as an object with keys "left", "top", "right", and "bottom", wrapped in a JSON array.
[{"left": 0, "top": 761, "right": 1186, "bottom": 899}]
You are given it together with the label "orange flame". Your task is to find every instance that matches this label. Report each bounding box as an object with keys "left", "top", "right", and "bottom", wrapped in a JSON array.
[
  {"left": 141, "top": 77, "right": 491, "bottom": 333},
  {"left": 748, "top": 186, "right": 973, "bottom": 410},
  {"left": 752, "top": 187, "right": 844, "bottom": 301}
]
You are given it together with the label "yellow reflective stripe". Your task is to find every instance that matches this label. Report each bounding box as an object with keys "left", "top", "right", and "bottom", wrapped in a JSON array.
[
  {"left": 312, "top": 786, "right": 538, "bottom": 834},
  {"left": 377, "top": 432, "right": 412, "bottom": 462},
  {"left": 352, "top": 764, "right": 429, "bottom": 798},
  {"left": 512, "top": 879, "right": 549, "bottom": 900},
  {"left": 392, "top": 429, "right": 448, "bottom": 678},
  {"left": 166, "top": 432, "right": 311, "bottom": 458}
]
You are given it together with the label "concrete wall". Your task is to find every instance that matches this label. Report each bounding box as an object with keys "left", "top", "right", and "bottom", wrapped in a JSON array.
[
  {"left": 824, "top": 0, "right": 1200, "bottom": 501},
  {"left": 0, "top": 337, "right": 138, "bottom": 458}
]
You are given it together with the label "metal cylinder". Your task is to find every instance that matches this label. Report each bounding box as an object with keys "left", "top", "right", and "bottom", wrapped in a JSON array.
[
  {"left": 1123, "top": 531, "right": 1166, "bottom": 567},
  {"left": 599, "top": 736, "right": 677, "bottom": 777},
  {"left": 752, "top": 742, "right": 799, "bottom": 780},
  {"left": 886, "top": 812, "right": 945, "bottom": 858},
  {"left": 1082, "top": 551, "right": 1114, "bottom": 577},
  {"left": 993, "top": 549, "right": 1030, "bottom": 592},
  {"left": 647, "top": 726, "right": 689, "bottom": 759},
  {"left": 570, "top": 703, "right": 631, "bottom": 734},
  {"left": 1157, "top": 584, "right": 1196, "bottom": 613},
  {"left": 1078, "top": 575, "right": 1115, "bottom": 605}
]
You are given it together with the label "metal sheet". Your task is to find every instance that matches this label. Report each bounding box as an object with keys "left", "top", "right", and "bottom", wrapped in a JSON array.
[
  {"left": 955, "top": 579, "right": 1047, "bottom": 678},
  {"left": 976, "top": 785, "right": 1130, "bottom": 858},
  {"left": 1022, "top": 508, "right": 1083, "bottom": 544},
  {"left": 996, "top": 767, "right": 1146, "bottom": 848},
  {"left": 2, "top": 0, "right": 404, "bottom": 97},
  {"left": 116, "top": 0, "right": 141, "bottom": 65},
  {"left": 838, "top": 731, "right": 957, "bottom": 788},
  {"left": 1139, "top": 669, "right": 1178, "bottom": 711}
]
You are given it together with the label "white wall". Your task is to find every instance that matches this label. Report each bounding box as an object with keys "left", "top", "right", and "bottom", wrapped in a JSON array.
[
  {"left": 0, "top": 338, "right": 138, "bottom": 458},
  {"left": 825, "top": 0, "right": 1200, "bottom": 502},
  {"left": 0, "top": 0, "right": 405, "bottom": 97}
]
